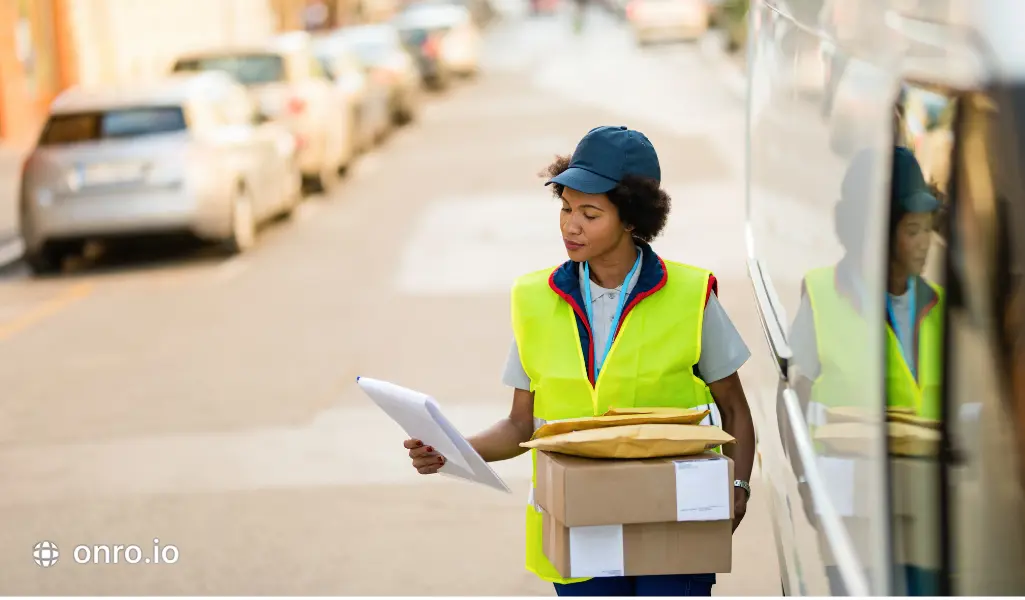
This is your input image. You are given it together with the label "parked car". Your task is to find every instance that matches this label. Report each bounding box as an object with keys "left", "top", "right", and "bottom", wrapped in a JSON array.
[
  {"left": 311, "top": 33, "right": 393, "bottom": 152},
  {"left": 334, "top": 24, "right": 422, "bottom": 125},
  {"left": 19, "top": 72, "right": 301, "bottom": 274},
  {"left": 393, "top": 3, "right": 482, "bottom": 88},
  {"left": 170, "top": 32, "right": 356, "bottom": 192},
  {"left": 626, "top": 0, "right": 710, "bottom": 45}
]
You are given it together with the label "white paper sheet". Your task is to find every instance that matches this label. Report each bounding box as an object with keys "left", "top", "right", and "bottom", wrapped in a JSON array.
[
  {"left": 355, "top": 376, "right": 511, "bottom": 493},
  {"left": 569, "top": 525, "right": 625, "bottom": 578},
  {"left": 673, "top": 457, "right": 731, "bottom": 521},
  {"left": 816, "top": 456, "right": 856, "bottom": 518}
]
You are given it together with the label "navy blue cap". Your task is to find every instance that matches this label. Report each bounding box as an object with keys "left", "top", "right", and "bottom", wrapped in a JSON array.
[
  {"left": 840, "top": 146, "right": 939, "bottom": 213},
  {"left": 546, "top": 126, "right": 661, "bottom": 194},
  {"left": 891, "top": 146, "right": 939, "bottom": 214}
]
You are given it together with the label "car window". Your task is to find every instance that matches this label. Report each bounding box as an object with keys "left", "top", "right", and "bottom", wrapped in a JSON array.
[
  {"left": 39, "top": 106, "right": 187, "bottom": 145},
  {"left": 172, "top": 54, "right": 286, "bottom": 86}
]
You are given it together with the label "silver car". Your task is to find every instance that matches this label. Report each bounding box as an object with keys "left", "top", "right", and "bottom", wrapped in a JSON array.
[
  {"left": 172, "top": 33, "right": 358, "bottom": 192},
  {"left": 19, "top": 72, "right": 301, "bottom": 275}
]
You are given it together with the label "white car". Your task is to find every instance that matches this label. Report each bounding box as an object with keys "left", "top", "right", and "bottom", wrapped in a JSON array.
[
  {"left": 394, "top": 3, "right": 482, "bottom": 79},
  {"left": 171, "top": 32, "right": 357, "bottom": 192},
  {"left": 19, "top": 73, "right": 301, "bottom": 274},
  {"left": 626, "top": 0, "right": 710, "bottom": 45}
]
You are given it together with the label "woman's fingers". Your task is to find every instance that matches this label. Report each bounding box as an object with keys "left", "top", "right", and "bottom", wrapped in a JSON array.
[
  {"left": 413, "top": 455, "right": 445, "bottom": 473},
  {"left": 404, "top": 438, "right": 444, "bottom": 474},
  {"left": 408, "top": 444, "right": 436, "bottom": 459}
]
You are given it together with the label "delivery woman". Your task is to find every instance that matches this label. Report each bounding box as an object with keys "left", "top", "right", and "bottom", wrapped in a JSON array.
[{"left": 404, "top": 126, "right": 757, "bottom": 597}]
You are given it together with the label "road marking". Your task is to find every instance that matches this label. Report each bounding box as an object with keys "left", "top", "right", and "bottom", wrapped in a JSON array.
[
  {"left": 0, "top": 238, "right": 24, "bottom": 268},
  {"left": 0, "top": 282, "right": 94, "bottom": 342}
]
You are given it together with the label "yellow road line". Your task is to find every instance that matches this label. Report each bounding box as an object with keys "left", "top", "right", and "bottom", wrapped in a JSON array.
[{"left": 0, "top": 282, "right": 95, "bottom": 342}]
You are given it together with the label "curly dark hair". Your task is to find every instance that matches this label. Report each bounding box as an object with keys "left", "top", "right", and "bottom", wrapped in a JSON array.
[{"left": 542, "top": 155, "right": 671, "bottom": 243}]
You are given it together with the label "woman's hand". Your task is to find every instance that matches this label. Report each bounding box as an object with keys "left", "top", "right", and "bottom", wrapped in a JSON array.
[{"left": 404, "top": 438, "right": 446, "bottom": 474}]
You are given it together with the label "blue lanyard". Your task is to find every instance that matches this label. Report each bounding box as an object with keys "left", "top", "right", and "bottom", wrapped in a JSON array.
[
  {"left": 583, "top": 250, "right": 642, "bottom": 379},
  {"left": 886, "top": 277, "right": 917, "bottom": 379}
]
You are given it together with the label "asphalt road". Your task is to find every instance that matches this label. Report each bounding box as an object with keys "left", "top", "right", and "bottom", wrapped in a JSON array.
[{"left": 0, "top": 6, "right": 780, "bottom": 595}]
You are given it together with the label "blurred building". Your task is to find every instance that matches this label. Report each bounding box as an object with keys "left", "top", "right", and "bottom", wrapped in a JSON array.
[
  {"left": 0, "top": 0, "right": 278, "bottom": 147},
  {"left": 0, "top": 0, "right": 76, "bottom": 146},
  {"left": 67, "top": 0, "right": 276, "bottom": 86}
]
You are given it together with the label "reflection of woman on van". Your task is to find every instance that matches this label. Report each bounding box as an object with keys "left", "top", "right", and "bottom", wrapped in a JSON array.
[
  {"left": 882, "top": 147, "right": 943, "bottom": 419},
  {"left": 787, "top": 146, "right": 943, "bottom": 596},
  {"left": 789, "top": 146, "right": 943, "bottom": 424}
]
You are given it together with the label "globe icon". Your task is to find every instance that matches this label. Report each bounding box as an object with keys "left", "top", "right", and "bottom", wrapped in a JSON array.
[{"left": 33, "top": 541, "right": 59, "bottom": 567}]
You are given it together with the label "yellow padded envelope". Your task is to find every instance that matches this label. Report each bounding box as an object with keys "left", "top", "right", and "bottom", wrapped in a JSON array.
[
  {"left": 531, "top": 408, "right": 711, "bottom": 441},
  {"left": 520, "top": 423, "right": 736, "bottom": 459}
]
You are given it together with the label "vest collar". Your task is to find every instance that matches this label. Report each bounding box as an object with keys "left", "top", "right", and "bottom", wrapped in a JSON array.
[
  {"left": 547, "top": 241, "right": 670, "bottom": 385},
  {"left": 549, "top": 241, "right": 669, "bottom": 318},
  {"left": 831, "top": 257, "right": 940, "bottom": 319}
]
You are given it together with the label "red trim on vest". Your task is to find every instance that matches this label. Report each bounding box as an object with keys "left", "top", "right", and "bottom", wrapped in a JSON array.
[
  {"left": 705, "top": 274, "right": 718, "bottom": 306},
  {"left": 548, "top": 268, "right": 597, "bottom": 385}
]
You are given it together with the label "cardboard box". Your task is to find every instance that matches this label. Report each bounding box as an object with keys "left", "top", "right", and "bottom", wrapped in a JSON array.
[
  {"left": 536, "top": 451, "right": 735, "bottom": 526},
  {"left": 813, "top": 456, "right": 941, "bottom": 570},
  {"left": 542, "top": 512, "right": 734, "bottom": 578},
  {"left": 535, "top": 451, "right": 735, "bottom": 578}
]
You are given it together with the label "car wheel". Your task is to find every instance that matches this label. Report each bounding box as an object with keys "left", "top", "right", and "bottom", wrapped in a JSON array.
[
  {"left": 224, "top": 185, "right": 257, "bottom": 255},
  {"left": 24, "top": 245, "right": 64, "bottom": 276}
]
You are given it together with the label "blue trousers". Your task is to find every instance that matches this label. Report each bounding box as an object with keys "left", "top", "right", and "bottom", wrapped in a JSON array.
[{"left": 553, "top": 574, "right": 716, "bottom": 596}]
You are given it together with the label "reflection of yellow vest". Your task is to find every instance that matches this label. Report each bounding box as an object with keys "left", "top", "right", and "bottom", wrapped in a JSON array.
[
  {"left": 884, "top": 284, "right": 944, "bottom": 420},
  {"left": 511, "top": 261, "right": 714, "bottom": 584},
  {"left": 803, "top": 267, "right": 944, "bottom": 421}
]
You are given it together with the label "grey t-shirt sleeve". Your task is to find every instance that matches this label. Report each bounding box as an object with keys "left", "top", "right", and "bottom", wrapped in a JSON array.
[
  {"left": 696, "top": 292, "right": 752, "bottom": 383},
  {"left": 502, "top": 338, "right": 532, "bottom": 391},
  {"left": 788, "top": 292, "right": 821, "bottom": 380},
  {"left": 502, "top": 292, "right": 753, "bottom": 389}
]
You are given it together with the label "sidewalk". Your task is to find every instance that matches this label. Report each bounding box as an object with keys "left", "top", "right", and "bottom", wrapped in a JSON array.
[{"left": 0, "top": 144, "right": 26, "bottom": 266}]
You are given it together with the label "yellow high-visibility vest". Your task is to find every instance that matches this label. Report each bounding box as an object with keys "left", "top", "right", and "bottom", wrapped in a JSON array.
[
  {"left": 803, "top": 266, "right": 944, "bottom": 423},
  {"left": 511, "top": 259, "right": 715, "bottom": 584}
]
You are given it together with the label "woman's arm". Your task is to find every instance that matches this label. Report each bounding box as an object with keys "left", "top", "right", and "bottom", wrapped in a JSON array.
[
  {"left": 469, "top": 388, "right": 536, "bottom": 462},
  {"left": 709, "top": 372, "right": 757, "bottom": 530}
]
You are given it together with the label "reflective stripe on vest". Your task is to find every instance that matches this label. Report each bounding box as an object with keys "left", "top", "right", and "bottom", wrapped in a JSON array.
[
  {"left": 803, "top": 266, "right": 944, "bottom": 428},
  {"left": 511, "top": 259, "right": 714, "bottom": 584}
]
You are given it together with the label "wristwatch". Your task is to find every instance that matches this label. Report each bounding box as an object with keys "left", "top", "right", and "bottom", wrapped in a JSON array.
[{"left": 734, "top": 479, "right": 751, "bottom": 499}]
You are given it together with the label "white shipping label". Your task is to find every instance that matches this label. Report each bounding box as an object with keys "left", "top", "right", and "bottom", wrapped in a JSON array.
[
  {"left": 568, "top": 525, "right": 625, "bottom": 577},
  {"left": 815, "top": 456, "right": 856, "bottom": 518},
  {"left": 674, "top": 458, "right": 731, "bottom": 521}
]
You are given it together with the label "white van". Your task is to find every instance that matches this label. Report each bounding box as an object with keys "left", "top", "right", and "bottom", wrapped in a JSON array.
[{"left": 744, "top": 0, "right": 1025, "bottom": 594}]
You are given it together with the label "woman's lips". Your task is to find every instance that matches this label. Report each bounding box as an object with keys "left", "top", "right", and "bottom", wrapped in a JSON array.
[{"left": 564, "top": 240, "right": 585, "bottom": 251}]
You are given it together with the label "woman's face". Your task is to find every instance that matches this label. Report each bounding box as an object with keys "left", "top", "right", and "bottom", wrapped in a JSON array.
[
  {"left": 893, "top": 212, "right": 934, "bottom": 276},
  {"left": 560, "top": 186, "right": 631, "bottom": 262}
]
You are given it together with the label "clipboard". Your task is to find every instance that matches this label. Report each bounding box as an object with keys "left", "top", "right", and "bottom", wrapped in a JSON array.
[{"left": 356, "top": 376, "right": 511, "bottom": 493}]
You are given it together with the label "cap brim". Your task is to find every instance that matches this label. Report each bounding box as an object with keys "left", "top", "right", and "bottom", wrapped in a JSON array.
[
  {"left": 546, "top": 167, "right": 618, "bottom": 194},
  {"left": 901, "top": 189, "right": 941, "bottom": 213}
]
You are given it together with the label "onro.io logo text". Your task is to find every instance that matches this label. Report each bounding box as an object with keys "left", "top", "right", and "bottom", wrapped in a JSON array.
[{"left": 34, "top": 539, "right": 179, "bottom": 567}]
